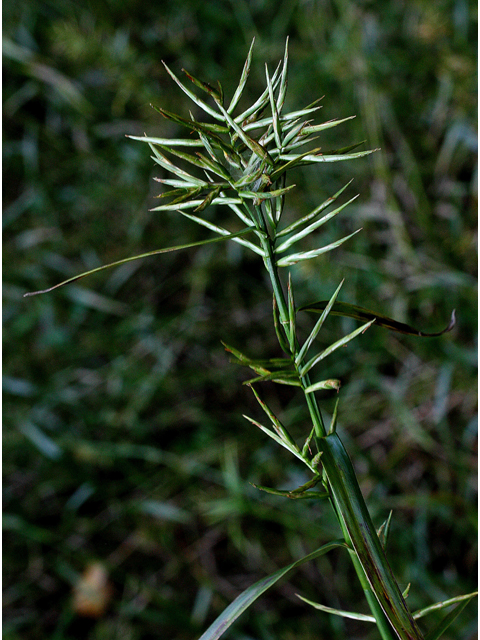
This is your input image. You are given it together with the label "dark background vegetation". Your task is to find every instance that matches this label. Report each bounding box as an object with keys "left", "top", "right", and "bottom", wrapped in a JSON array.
[{"left": 3, "top": 1, "right": 477, "bottom": 639}]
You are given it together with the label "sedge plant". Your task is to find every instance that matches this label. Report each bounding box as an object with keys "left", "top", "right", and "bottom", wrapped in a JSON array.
[{"left": 25, "top": 39, "right": 476, "bottom": 640}]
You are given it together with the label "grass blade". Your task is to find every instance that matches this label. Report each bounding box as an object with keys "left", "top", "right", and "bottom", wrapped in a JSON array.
[
  {"left": 277, "top": 229, "right": 362, "bottom": 267},
  {"left": 23, "top": 229, "right": 253, "bottom": 297},
  {"left": 277, "top": 180, "right": 354, "bottom": 238},
  {"left": 279, "top": 148, "right": 379, "bottom": 164},
  {"left": 298, "top": 302, "right": 456, "bottom": 337},
  {"left": 277, "top": 36, "right": 289, "bottom": 113},
  {"left": 162, "top": 61, "right": 223, "bottom": 120},
  {"left": 300, "top": 319, "right": 375, "bottom": 377},
  {"left": 300, "top": 115, "right": 356, "bottom": 134},
  {"left": 234, "top": 60, "right": 282, "bottom": 124},
  {"left": 178, "top": 211, "right": 265, "bottom": 256},
  {"left": 296, "top": 280, "right": 345, "bottom": 365},
  {"left": 275, "top": 195, "right": 359, "bottom": 253},
  {"left": 228, "top": 38, "right": 255, "bottom": 113},
  {"left": 423, "top": 594, "right": 477, "bottom": 640},
  {"left": 197, "top": 541, "right": 348, "bottom": 640},
  {"left": 296, "top": 594, "right": 376, "bottom": 622},
  {"left": 127, "top": 134, "right": 203, "bottom": 147},
  {"left": 413, "top": 592, "right": 478, "bottom": 621}
]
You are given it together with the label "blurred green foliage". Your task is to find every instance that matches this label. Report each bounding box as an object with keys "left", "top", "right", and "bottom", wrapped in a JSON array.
[{"left": 3, "top": 1, "right": 477, "bottom": 639}]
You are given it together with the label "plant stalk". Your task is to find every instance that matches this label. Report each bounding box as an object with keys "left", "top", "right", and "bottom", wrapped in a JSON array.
[{"left": 261, "top": 231, "right": 422, "bottom": 640}]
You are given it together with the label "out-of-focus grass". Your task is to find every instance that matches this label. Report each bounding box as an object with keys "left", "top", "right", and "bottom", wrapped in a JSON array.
[{"left": 3, "top": 1, "right": 477, "bottom": 639}]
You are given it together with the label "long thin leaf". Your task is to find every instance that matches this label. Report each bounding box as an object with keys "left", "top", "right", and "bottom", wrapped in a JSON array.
[
  {"left": 149, "top": 143, "right": 207, "bottom": 186},
  {"left": 278, "top": 148, "right": 379, "bottom": 163},
  {"left": 228, "top": 38, "right": 255, "bottom": 113},
  {"left": 300, "top": 115, "right": 356, "bottom": 134},
  {"left": 423, "top": 595, "right": 477, "bottom": 640},
  {"left": 178, "top": 211, "right": 264, "bottom": 256},
  {"left": 243, "top": 415, "right": 307, "bottom": 465},
  {"left": 297, "top": 594, "right": 376, "bottom": 622},
  {"left": 275, "top": 195, "right": 359, "bottom": 253},
  {"left": 277, "top": 229, "right": 361, "bottom": 267},
  {"left": 23, "top": 229, "right": 253, "bottom": 297},
  {"left": 127, "top": 134, "right": 203, "bottom": 147},
  {"left": 413, "top": 592, "right": 478, "bottom": 621},
  {"left": 243, "top": 370, "right": 301, "bottom": 387},
  {"left": 162, "top": 61, "right": 224, "bottom": 120},
  {"left": 197, "top": 541, "right": 347, "bottom": 640},
  {"left": 298, "top": 302, "right": 456, "bottom": 337},
  {"left": 276, "top": 36, "right": 289, "bottom": 113},
  {"left": 216, "top": 100, "right": 275, "bottom": 167},
  {"left": 234, "top": 60, "right": 282, "bottom": 124},
  {"left": 300, "top": 319, "right": 374, "bottom": 376},
  {"left": 296, "top": 280, "right": 345, "bottom": 365},
  {"left": 277, "top": 180, "right": 354, "bottom": 238},
  {"left": 150, "top": 197, "right": 242, "bottom": 212}
]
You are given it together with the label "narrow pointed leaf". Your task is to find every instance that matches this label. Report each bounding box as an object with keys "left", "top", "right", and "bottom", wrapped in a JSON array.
[
  {"left": 239, "top": 184, "right": 295, "bottom": 201},
  {"left": 265, "top": 64, "right": 282, "bottom": 148},
  {"left": 279, "top": 148, "right": 379, "bottom": 164},
  {"left": 194, "top": 186, "right": 222, "bottom": 212},
  {"left": 243, "top": 370, "right": 301, "bottom": 386},
  {"left": 287, "top": 274, "right": 296, "bottom": 352},
  {"left": 423, "top": 595, "right": 477, "bottom": 640},
  {"left": 301, "top": 427, "right": 315, "bottom": 458},
  {"left": 149, "top": 143, "right": 207, "bottom": 186},
  {"left": 276, "top": 195, "right": 359, "bottom": 253},
  {"left": 277, "top": 36, "right": 289, "bottom": 112},
  {"left": 216, "top": 101, "right": 275, "bottom": 167},
  {"left": 413, "top": 592, "right": 478, "bottom": 621},
  {"left": 277, "top": 229, "right": 362, "bottom": 267},
  {"left": 298, "top": 302, "right": 457, "bottom": 337},
  {"left": 161, "top": 61, "right": 223, "bottom": 120},
  {"left": 228, "top": 38, "right": 255, "bottom": 113},
  {"left": 197, "top": 541, "right": 347, "bottom": 640},
  {"left": 243, "top": 415, "right": 307, "bottom": 465},
  {"left": 273, "top": 295, "right": 291, "bottom": 354},
  {"left": 252, "top": 483, "right": 328, "bottom": 500},
  {"left": 269, "top": 147, "right": 322, "bottom": 182},
  {"left": 281, "top": 118, "right": 305, "bottom": 147},
  {"left": 246, "top": 383, "right": 299, "bottom": 452},
  {"left": 297, "top": 594, "right": 376, "bottom": 622},
  {"left": 181, "top": 67, "right": 222, "bottom": 102},
  {"left": 300, "top": 319, "right": 374, "bottom": 376},
  {"left": 127, "top": 134, "right": 203, "bottom": 147},
  {"left": 277, "top": 180, "right": 354, "bottom": 238},
  {"left": 296, "top": 280, "right": 344, "bottom": 364},
  {"left": 23, "top": 229, "right": 254, "bottom": 297},
  {"left": 177, "top": 212, "right": 264, "bottom": 255},
  {"left": 151, "top": 106, "right": 232, "bottom": 156},
  {"left": 154, "top": 178, "right": 205, "bottom": 189},
  {"left": 325, "top": 140, "right": 367, "bottom": 155},
  {"left": 328, "top": 396, "right": 340, "bottom": 435},
  {"left": 156, "top": 142, "right": 219, "bottom": 173},
  {"left": 150, "top": 197, "right": 243, "bottom": 213},
  {"left": 377, "top": 511, "right": 393, "bottom": 550},
  {"left": 300, "top": 115, "right": 356, "bottom": 134},
  {"left": 234, "top": 60, "right": 282, "bottom": 124}
]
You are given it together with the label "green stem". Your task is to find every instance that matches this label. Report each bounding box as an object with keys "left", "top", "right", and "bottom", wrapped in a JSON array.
[{"left": 259, "top": 226, "right": 421, "bottom": 639}]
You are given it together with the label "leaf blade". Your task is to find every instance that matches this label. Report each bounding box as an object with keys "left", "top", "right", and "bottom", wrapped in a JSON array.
[
  {"left": 298, "top": 302, "right": 456, "bottom": 337},
  {"left": 197, "top": 541, "right": 348, "bottom": 640}
]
